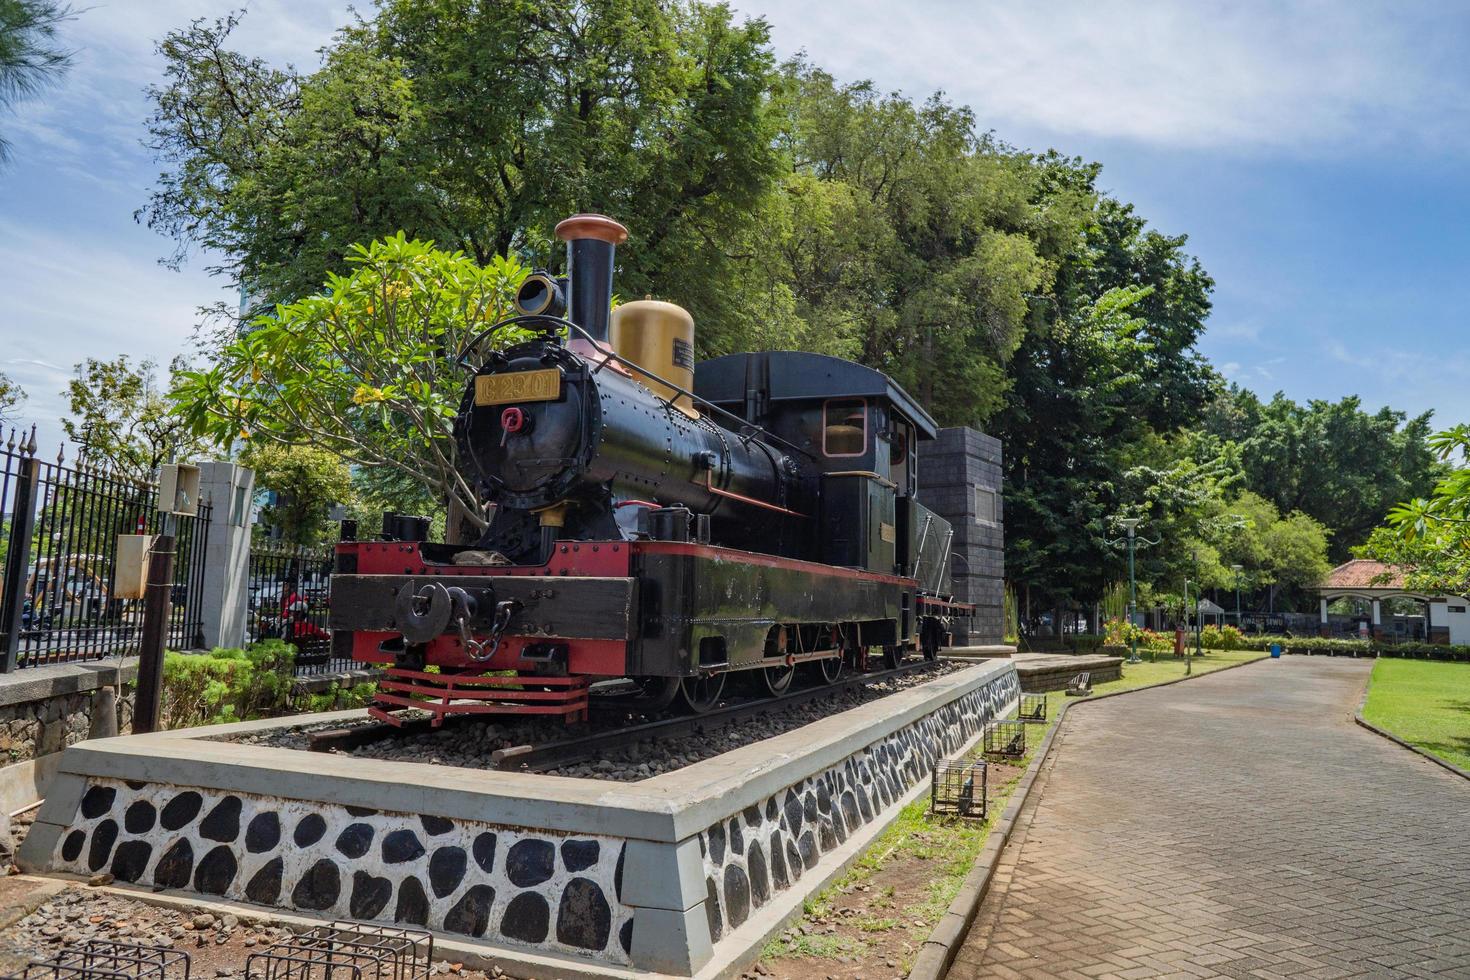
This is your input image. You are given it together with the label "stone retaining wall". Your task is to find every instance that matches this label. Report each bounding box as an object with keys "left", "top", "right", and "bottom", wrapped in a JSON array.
[{"left": 22, "top": 662, "right": 1019, "bottom": 977}]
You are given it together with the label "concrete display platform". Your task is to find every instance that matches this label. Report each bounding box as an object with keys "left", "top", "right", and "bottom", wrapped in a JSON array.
[
  {"left": 1011, "top": 652, "right": 1122, "bottom": 691},
  {"left": 18, "top": 661, "right": 1019, "bottom": 978}
]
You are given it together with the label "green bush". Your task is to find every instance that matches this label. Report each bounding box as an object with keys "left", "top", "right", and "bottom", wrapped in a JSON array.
[
  {"left": 1199, "top": 624, "right": 1243, "bottom": 650},
  {"left": 1233, "top": 635, "right": 1470, "bottom": 662},
  {"left": 160, "top": 640, "right": 298, "bottom": 729},
  {"left": 302, "top": 682, "right": 378, "bottom": 713}
]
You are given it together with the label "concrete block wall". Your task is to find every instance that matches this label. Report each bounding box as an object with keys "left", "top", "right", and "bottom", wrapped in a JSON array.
[
  {"left": 0, "top": 660, "right": 137, "bottom": 827},
  {"left": 918, "top": 427, "right": 1004, "bottom": 644}
]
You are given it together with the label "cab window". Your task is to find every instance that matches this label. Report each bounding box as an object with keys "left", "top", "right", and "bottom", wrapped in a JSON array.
[
  {"left": 823, "top": 399, "right": 867, "bottom": 457},
  {"left": 890, "top": 419, "right": 913, "bottom": 494}
]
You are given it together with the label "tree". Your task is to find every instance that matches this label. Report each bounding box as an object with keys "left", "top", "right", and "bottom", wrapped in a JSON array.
[
  {"left": 0, "top": 369, "right": 24, "bottom": 422},
  {"left": 141, "top": 1, "right": 779, "bottom": 321},
  {"left": 0, "top": 0, "right": 72, "bottom": 163},
  {"left": 1205, "top": 387, "right": 1440, "bottom": 561},
  {"left": 995, "top": 154, "right": 1216, "bottom": 622},
  {"left": 1362, "top": 424, "right": 1470, "bottom": 596},
  {"left": 62, "top": 356, "right": 208, "bottom": 481},
  {"left": 242, "top": 443, "right": 355, "bottom": 547},
  {"left": 172, "top": 235, "right": 528, "bottom": 527},
  {"left": 750, "top": 65, "right": 1061, "bottom": 425}
]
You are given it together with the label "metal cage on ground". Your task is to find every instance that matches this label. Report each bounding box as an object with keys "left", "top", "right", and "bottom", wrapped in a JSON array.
[
  {"left": 930, "top": 757, "right": 988, "bottom": 818},
  {"left": 1018, "top": 691, "right": 1047, "bottom": 722},
  {"left": 3, "top": 940, "right": 192, "bottom": 980},
  {"left": 983, "top": 719, "right": 1026, "bottom": 757},
  {"left": 244, "top": 922, "right": 432, "bottom": 980}
]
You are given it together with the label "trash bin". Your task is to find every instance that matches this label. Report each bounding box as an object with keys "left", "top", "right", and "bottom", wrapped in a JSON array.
[{"left": 1270, "top": 642, "right": 1282, "bottom": 659}]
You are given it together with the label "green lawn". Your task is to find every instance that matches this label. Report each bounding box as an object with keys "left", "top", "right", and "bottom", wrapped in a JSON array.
[
  {"left": 1087, "top": 647, "right": 1265, "bottom": 697},
  {"left": 1362, "top": 658, "right": 1470, "bottom": 771}
]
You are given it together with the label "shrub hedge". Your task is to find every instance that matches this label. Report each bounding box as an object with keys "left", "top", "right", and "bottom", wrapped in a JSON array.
[{"left": 160, "top": 641, "right": 377, "bottom": 729}]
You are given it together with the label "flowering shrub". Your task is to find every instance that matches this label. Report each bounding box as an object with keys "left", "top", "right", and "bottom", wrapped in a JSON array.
[{"left": 1103, "top": 618, "right": 1172, "bottom": 651}]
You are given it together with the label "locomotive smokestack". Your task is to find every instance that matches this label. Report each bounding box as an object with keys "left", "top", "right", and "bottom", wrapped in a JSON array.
[{"left": 554, "top": 214, "right": 628, "bottom": 343}]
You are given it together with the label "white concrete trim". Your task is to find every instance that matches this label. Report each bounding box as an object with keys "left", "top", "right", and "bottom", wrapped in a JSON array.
[{"left": 45, "top": 662, "right": 1013, "bottom": 843}]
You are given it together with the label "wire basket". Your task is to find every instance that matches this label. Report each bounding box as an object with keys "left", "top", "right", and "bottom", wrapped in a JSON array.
[
  {"left": 983, "top": 719, "right": 1026, "bottom": 758},
  {"left": 930, "top": 757, "right": 987, "bottom": 818},
  {"left": 244, "top": 923, "right": 432, "bottom": 980},
  {"left": 4, "top": 941, "right": 191, "bottom": 980},
  {"left": 1018, "top": 692, "right": 1047, "bottom": 722}
]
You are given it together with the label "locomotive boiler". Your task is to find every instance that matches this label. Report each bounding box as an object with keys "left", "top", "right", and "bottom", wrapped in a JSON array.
[{"left": 329, "top": 214, "right": 971, "bottom": 719}]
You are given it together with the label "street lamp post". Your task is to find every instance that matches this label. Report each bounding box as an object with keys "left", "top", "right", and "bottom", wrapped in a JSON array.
[
  {"left": 1182, "top": 577, "right": 1197, "bottom": 677},
  {"left": 1231, "top": 563, "right": 1243, "bottom": 631},
  {"left": 1119, "top": 518, "right": 1142, "bottom": 664}
]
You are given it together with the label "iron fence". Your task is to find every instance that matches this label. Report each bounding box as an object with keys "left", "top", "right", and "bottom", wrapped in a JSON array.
[
  {"left": 0, "top": 426, "right": 211, "bottom": 671},
  {"left": 247, "top": 541, "right": 345, "bottom": 673}
]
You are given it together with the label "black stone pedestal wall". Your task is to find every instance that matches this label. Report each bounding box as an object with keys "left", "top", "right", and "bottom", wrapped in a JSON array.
[{"left": 917, "top": 427, "right": 1004, "bottom": 644}]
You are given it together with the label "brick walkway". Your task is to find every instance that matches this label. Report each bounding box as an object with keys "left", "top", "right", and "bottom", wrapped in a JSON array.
[{"left": 951, "top": 657, "right": 1470, "bottom": 979}]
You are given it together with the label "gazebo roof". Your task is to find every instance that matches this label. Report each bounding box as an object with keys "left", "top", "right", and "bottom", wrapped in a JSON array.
[{"left": 1320, "top": 559, "right": 1405, "bottom": 591}]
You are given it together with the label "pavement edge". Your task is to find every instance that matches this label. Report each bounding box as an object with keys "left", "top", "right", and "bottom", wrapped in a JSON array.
[
  {"left": 1353, "top": 679, "right": 1470, "bottom": 782},
  {"left": 906, "top": 653, "right": 1270, "bottom": 980}
]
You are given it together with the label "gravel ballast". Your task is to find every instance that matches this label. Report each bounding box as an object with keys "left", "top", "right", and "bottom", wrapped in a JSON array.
[{"left": 222, "top": 661, "right": 967, "bottom": 781}]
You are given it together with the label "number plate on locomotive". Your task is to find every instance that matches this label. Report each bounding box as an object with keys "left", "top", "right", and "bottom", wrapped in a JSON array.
[{"left": 475, "top": 369, "right": 561, "bottom": 406}]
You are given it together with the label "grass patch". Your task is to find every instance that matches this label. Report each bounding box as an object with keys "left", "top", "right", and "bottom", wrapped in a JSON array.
[{"left": 1362, "top": 658, "right": 1470, "bottom": 771}]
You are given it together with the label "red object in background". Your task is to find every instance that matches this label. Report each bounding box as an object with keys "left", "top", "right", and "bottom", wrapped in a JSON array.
[
  {"left": 500, "top": 406, "right": 525, "bottom": 432},
  {"left": 1174, "top": 627, "right": 1185, "bottom": 655}
]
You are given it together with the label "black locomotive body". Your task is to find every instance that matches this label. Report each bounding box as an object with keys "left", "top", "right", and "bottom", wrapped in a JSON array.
[{"left": 329, "top": 214, "right": 971, "bottom": 719}]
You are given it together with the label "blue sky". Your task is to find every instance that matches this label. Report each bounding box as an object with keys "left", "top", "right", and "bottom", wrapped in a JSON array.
[{"left": 2, "top": 0, "right": 1467, "bottom": 453}]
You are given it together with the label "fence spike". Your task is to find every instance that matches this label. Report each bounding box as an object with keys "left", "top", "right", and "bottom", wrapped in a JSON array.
[
  {"left": 24, "top": 424, "right": 37, "bottom": 455},
  {"left": 4, "top": 427, "right": 13, "bottom": 451},
  {"left": 56, "top": 443, "right": 65, "bottom": 465}
]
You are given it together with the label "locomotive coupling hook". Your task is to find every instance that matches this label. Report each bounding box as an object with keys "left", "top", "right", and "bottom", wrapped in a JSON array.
[{"left": 458, "top": 598, "right": 524, "bottom": 662}]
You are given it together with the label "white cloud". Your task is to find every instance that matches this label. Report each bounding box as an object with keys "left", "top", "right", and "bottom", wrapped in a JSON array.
[
  {"left": 0, "top": 218, "right": 231, "bottom": 447},
  {"left": 734, "top": 0, "right": 1466, "bottom": 155}
]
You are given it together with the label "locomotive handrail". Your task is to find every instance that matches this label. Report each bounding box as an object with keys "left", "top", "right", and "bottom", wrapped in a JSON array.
[{"left": 457, "top": 314, "right": 819, "bottom": 463}]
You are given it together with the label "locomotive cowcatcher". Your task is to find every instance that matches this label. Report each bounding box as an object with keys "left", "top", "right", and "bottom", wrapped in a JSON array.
[{"left": 328, "top": 214, "right": 972, "bottom": 722}]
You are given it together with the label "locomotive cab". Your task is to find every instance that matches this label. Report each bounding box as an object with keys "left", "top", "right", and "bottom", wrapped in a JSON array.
[{"left": 693, "top": 351, "right": 954, "bottom": 593}]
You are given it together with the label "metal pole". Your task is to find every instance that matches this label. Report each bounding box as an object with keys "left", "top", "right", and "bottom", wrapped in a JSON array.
[
  {"left": 132, "top": 516, "right": 175, "bottom": 734},
  {"left": 1126, "top": 528, "right": 1140, "bottom": 664},
  {"left": 0, "top": 456, "right": 40, "bottom": 673},
  {"left": 1191, "top": 592, "right": 1200, "bottom": 674}
]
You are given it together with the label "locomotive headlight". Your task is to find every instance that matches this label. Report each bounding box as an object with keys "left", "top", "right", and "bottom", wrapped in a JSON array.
[{"left": 514, "top": 273, "right": 567, "bottom": 318}]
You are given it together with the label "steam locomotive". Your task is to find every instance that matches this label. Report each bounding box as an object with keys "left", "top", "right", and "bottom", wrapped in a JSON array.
[{"left": 328, "top": 214, "right": 971, "bottom": 720}]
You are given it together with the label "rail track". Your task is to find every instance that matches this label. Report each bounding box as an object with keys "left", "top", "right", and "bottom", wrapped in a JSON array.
[{"left": 306, "top": 659, "right": 939, "bottom": 772}]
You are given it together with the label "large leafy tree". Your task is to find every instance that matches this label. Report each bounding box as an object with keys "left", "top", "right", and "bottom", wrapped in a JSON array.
[
  {"left": 995, "top": 155, "right": 1216, "bottom": 622},
  {"left": 0, "top": 0, "right": 72, "bottom": 163},
  {"left": 1206, "top": 387, "right": 1440, "bottom": 561},
  {"left": 172, "top": 235, "right": 528, "bottom": 528},
  {"left": 242, "top": 443, "right": 355, "bottom": 548},
  {"left": 141, "top": 1, "right": 779, "bottom": 320},
  {"left": 1361, "top": 425, "right": 1470, "bottom": 596},
  {"left": 62, "top": 356, "right": 207, "bottom": 481}
]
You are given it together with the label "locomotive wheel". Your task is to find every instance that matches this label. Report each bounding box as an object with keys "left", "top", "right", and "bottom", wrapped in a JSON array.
[
  {"left": 818, "top": 653, "right": 844, "bottom": 684},
  {"left": 882, "top": 645, "right": 902, "bottom": 670},
  {"left": 680, "top": 672, "right": 727, "bottom": 714},
  {"left": 921, "top": 622, "right": 941, "bottom": 661},
  {"left": 763, "top": 663, "right": 796, "bottom": 697}
]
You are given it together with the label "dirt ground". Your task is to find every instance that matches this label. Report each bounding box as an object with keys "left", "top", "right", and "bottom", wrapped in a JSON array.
[
  {"left": 745, "top": 760, "right": 1025, "bottom": 980},
  {"left": 0, "top": 875, "right": 515, "bottom": 980}
]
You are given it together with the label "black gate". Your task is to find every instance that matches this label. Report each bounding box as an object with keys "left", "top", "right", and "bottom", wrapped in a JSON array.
[
  {"left": 247, "top": 543, "right": 342, "bottom": 673},
  {"left": 0, "top": 426, "right": 211, "bottom": 671}
]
